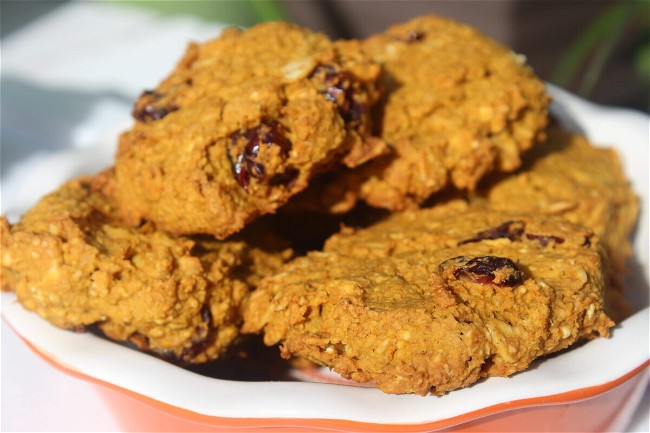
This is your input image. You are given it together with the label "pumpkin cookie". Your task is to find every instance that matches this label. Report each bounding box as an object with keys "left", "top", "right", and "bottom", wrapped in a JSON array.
[
  {"left": 1, "top": 171, "right": 291, "bottom": 363},
  {"left": 474, "top": 125, "right": 639, "bottom": 275},
  {"left": 295, "top": 15, "right": 549, "bottom": 214},
  {"left": 242, "top": 203, "right": 613, "bottom": 395},
  {"left": 115, "top": 21, "right": 385, "bottom": 238}
]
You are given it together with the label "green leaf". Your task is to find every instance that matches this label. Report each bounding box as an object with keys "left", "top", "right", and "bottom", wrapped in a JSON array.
[
  {"left": 551, "top": 1, "right": 642, "bottom": 96},
  {"left": 635, "top": 42, "right": 650, "bottom": 84},
  {"left": 119, "top": 0, "right": 289, "bottom": 27},
  {"left": 248, "top": 0, "right": 290, "bottom": 22}
]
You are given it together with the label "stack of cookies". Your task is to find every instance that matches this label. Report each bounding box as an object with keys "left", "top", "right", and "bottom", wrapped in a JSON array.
[{"left": 1, "top": 16, "right": 639, "bottom": 396}]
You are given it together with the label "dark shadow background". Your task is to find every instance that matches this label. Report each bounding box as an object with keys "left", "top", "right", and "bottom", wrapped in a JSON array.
[
  {"left": 0, "top": 0, "right": 650, "bottom": 112},
  {"left": 281, "top": 0, "right": 649, "bottom": 112},
  {"left": 1, "top": 0, "right": 648, "bottom": 112}
]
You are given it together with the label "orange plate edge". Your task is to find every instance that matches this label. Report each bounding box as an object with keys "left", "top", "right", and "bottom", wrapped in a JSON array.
[{"left": 6, "top": 318, "right": 650, "bottom": 432}]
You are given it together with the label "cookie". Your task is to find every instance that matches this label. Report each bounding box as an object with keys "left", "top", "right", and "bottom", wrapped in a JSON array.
[
  {"left": 295, "top": 15, "right": 549, "bottom": 214},
  {"left": 242, "top": 202, "right": 614, "bottom": 395},
  {"left": 0, "top": 171, "right": 291, "bottom": 363},
  {"left": 115, "top": 21, "right": 386, "bottom": 239},
  {"left": 473, "top": 125, "right": 639, "bottom": 275}
]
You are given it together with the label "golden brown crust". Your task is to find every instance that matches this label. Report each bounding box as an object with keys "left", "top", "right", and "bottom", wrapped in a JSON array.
[
  {"left": 0, "top": 16, "right": 636, "bottom": 398},
  {"left": 473, "top": 125, "right": 639, "bottom": 275},
  {"left": 365, "top": 15, "right": 549, "bottom": 199},
  {"left": 115, "top": 22, "right": 386, "bottom": 239},
  {"left": 1, "top": 171, "right": 291, "bottom": 363},
  {"left": 242, "top": 203, "right": 613, "bottom": 395},
  {"left": 291, "top": 15, "right": 549, "bottom": 214}
]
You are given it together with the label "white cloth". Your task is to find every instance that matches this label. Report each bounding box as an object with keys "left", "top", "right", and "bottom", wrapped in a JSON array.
[
  {"left": 1, "top": 1, "right": 225, "bottom": 220},
  {"left": 1, "top": 2, "right": 223, "bottom": 431}
]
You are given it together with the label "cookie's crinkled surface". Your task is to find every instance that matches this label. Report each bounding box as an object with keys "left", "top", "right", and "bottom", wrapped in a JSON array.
[
  {"left": 0, "top": 172, "right": 291, "bottom": 363},
  {"left": 474, "top": 125, "right": 639, "bottom": 275},
  {"left": 302, "top": 15, "right": 549, "bottom": 214},
  {"left": 242, "top": 203, "right": 613, "bottom": 395},
  {"left": 115, "top": 22, "right": 385, "bottom": 239}
]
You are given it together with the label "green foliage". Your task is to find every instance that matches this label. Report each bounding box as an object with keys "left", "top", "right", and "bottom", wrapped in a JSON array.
[
  {"left": 552, "top": 1, "right": 650, "bottom": 98},
  {"left": 636, "top": 27, "right": 650, "bottom": 84},
  {"left": 123, "top": 0, "right": 290, "bottom": 27}
]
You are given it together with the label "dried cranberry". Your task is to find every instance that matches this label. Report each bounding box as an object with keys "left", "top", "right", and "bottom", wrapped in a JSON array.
[
  {"left": 228, "top": 120, "right": 292, "bottom": 189},
  {"left": 179, "top": 330, "right": 210, "bottom": 362},
  {"left": 458, "top": 220, "right": 525, "bottom": 245},
  {"left": 310, "top": 64, "right": 365, "bottom": 124},
  {"left": 525, "top": 233, "right": 565, "bottom": 247},
  {"left": 444, "top": 256, "right": 524, "bottom": 287},
  {"left": 152, "top": 325, "right": 211, "bottom": 364},
  {"left": 132, "top": 90, "right": 179, "bottom": 122}
]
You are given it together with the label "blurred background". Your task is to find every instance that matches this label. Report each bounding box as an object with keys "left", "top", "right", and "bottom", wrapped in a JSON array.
[{"left": 2, "top": 0, "right": 649, "bottom": 112}]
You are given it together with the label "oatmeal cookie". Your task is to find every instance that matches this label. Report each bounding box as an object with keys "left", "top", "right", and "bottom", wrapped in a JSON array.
[
  {"left": 474, "top": 125, "right": 639, "bottom": 275},
  {"left": 115, "top": 22, "right": 385, "bottom": 239},
  {"left": 242, "top": 203, "right": 613, "bottom": 395},
  {"left": 0, "top": 171, "right": 291, "bottom": 363},
  {"left": 297, "top": 15, "right": 548, "bottom": 213}
]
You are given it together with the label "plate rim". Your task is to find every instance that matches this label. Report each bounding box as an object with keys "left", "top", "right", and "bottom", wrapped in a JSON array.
[
  {"left": 4, "top": 315, "right": 649, "bottom": 432},
  {"left": 1, "top": 85, "right": 649, "bottom": 428}
]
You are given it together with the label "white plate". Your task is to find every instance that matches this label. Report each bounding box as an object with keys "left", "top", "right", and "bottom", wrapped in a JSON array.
[{"left": 1, "top": 85, "right": 649, "bottom": 429}]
